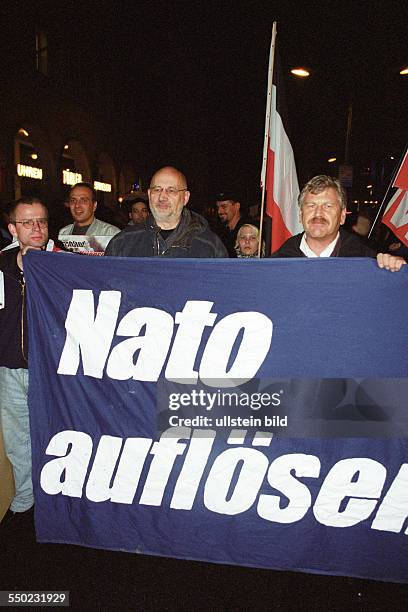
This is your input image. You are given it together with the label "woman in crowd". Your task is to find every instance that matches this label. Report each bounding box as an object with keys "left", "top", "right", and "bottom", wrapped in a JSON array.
[{"left": 235, "top": 224, "right": 265, "bottom": 258}]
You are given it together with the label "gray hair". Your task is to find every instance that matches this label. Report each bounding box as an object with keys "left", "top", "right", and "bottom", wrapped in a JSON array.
[{"left": 298, "top": 175, "right": 347, "bottom": 210}]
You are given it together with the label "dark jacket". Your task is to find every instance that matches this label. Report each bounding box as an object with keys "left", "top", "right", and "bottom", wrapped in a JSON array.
[
  {"left": 271, "top": 228, "right": 376, "bottom": 258},
  {"left": 0, "top": 242, "right": 61, "bottom": 368},
  {"left": 0, "top": 247, "right": 27, "bottom": 368},
  {"left": 105, "top": 209, "right": 228, "bottom": 258}
]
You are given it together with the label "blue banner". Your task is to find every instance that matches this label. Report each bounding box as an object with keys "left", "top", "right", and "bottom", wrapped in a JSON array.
[{"left": 24, "top": 251, "right": 408, "bottom": 583}]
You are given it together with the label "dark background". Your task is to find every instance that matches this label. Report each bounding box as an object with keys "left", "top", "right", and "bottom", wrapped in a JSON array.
[
  {"left": 1, "top": 4, "right": 408, "bottom": 603},
  {"left": 2, "top": 0, "right": 406, "bottom": 204}
]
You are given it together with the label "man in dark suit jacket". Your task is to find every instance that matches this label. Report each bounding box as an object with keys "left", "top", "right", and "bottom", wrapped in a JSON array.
[{"left": 271, "top": 175, "right": 405, "bottom": 272}]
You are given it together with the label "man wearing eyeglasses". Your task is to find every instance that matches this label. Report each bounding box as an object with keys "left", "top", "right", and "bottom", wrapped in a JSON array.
[
  {"left": 271, "top": 175, "right": 406, "bottom": 271},
  {"left": 0, "top": 197, "right": 60, "bottom": 524},
  {"left": 105, "top": 166, "right": 228, "bottom": 257},
  {"left": 60, "top": 183, "right": 120, "bottom": 237}
]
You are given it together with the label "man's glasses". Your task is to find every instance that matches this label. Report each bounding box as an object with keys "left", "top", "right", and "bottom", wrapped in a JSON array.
[
  {"left": 14, "top": 218, "right": 48, "bottom": 229},
  {"left": 150, "top": 186, "right": 188, "bottom": 196},
  {"left": 68, "top": 197, "right": 92, "bottom": 205}
]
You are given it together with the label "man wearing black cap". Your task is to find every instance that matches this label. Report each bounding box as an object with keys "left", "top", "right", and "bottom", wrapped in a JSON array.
[{"left": 215, "top": 190, "right": 252, "bottom": 257}]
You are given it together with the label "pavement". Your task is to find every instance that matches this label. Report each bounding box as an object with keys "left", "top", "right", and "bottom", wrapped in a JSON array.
[{"left": 1, "top": 510, "right": 407, "bottom": 611}]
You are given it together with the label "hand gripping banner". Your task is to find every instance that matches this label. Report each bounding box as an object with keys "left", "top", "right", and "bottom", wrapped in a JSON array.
[{"left": 24, "top": 252, "right": 408, "bottom": 583}]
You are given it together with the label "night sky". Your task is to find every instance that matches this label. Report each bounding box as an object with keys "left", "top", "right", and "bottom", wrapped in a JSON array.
[{"left": 13, "top": 0, "right": 408, "bottom": 204}]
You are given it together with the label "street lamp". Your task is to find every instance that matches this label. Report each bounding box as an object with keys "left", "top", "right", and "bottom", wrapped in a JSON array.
[{"left": 290, "top": 68, "right": 310, "bottom": 78}]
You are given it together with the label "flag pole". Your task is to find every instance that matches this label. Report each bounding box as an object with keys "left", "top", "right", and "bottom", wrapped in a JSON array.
[
  {"left": 368, "top": 145, "right": 408, "bottom": 239},
  {"left": 258, "top": 22, "right": 277, "bottom": 258}
]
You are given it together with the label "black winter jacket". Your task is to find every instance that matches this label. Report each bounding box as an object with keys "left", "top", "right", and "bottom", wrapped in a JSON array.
[
  {"left": 0, "top": 247, "right": 27, "bottom": 368},
  {"left": 105, "top": 209, "right": 228, "bottom": 258},
  {"left": 270, "top": 228, "right": 376, "bottom": 258}
]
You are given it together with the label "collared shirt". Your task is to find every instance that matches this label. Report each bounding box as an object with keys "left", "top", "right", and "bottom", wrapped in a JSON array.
[{"left": 300, "top": 232, "right": 340, "bottom": 258}]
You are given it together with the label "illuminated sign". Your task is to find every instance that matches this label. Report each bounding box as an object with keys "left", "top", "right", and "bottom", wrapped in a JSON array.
[
  {"left": 17, "top": 164, "right": 43, "bottom": 180},
  {"left": 63, "top": 170, "right": 82, "bottom": 186},
  {"left": 94, "top": 181, "right": 112, "bottom": 193}
]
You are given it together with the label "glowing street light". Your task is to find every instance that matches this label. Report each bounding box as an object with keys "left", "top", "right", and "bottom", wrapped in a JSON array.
[
  {"left": 400, "top": 67, "right": 408, "bottom": 75},
  {"left": 328, "top": 157, "right": 337, "bottom": 163},
  {"left": 290, "top": 68, "right": 310, "bottom": 78}
]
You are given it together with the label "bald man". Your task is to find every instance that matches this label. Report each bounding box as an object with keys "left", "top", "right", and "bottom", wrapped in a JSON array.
[{"left": 105, "top": 166, "right": 227, "bottom": 258}]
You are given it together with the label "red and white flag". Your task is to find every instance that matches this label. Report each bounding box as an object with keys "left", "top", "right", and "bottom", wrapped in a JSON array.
[
  {"left": 382, "top": 149, "right": 408, "bottom": 247},
  {"left": 261, "top": 23, "right": 302, "bottom": 253}
]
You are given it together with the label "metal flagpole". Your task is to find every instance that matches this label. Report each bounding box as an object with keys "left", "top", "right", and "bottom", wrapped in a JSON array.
[{"left": 258, "top": 22, "right": 277, "bottom": 258}]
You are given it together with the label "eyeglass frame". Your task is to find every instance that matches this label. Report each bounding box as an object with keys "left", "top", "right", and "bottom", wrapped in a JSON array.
[
  {"left": 13, "top": 218, "right": 49, "bottom": 229},
  {"left": 149, "top": 186, "right": 188, "bottom": 197}
]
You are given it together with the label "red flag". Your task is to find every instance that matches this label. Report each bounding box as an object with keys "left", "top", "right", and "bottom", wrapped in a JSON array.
[
  {"left": 382, "top": 189, "right": 408, "bottom": 248},
  {"left": 393, "top": 150, "right": 408, "bottom": 190},
  {"left": 382, "top": 149, "right": 408, "bottom": 248},
  {"left": 261, "top": 25, "right": 302, "bottom": 253}
]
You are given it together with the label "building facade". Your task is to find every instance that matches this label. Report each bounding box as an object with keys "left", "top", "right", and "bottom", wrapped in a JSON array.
[{"left": 0, "top": 4, "right": 142, "bottom": 232}]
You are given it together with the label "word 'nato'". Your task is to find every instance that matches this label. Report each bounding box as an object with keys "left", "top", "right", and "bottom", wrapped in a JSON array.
[{"left": 57, "top": 291, "right": 273, "bottom": 387}]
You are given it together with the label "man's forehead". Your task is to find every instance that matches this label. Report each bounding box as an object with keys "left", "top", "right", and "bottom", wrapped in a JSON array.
[
  {"left": 304, "top": 187, "right": 339, "bottom": 201},
  {"left": 151, "top": 169, "right": 185, "bottom": 186},
  {"left": 216, "top": 199, "right": 236, "bottom": 206},
  {"left": 132, "top": 202, "right": 148, "bottom": 209},
  {"left": 15, "top": 202, "right": 47, "bottom": 217},
  {"left": 70, "top": 186, "right": 93, "bottom": 199}
]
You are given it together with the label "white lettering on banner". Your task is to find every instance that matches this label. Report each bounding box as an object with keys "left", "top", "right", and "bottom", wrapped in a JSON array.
[
  {"left": 200, "top": 312, "right": 273, "bottom": 386},
  {"left": 40, "top": 429, "right": 408, "bottom": 534},
  {"left": 57, "top": 291, "right": 273, "bottom": 387},
  {"left": 40, "top": 431, "right": 93, "bottom": 497},
  {"left": 170, "top": 429, "right": 216, "bottom": 510},
  {"left": 204, "top": 448, "right": 269, "bottom": 515},
  {"left": 58, "top": 290, "right": 121, "bottom": 378},
  {"left": 107, "top": 307, "right": 174, "bottom": 381},
  {"left": 86, "top": 437, "right": 153, "bottom": 503},
  {"left": 257, "top": 454, "right": 321, "bottom": 523},
  {"left": 313, "top": 458, "right": 387, "bottom": 527},
  {"left": 371, "top": 464, "right": 408, "bottom": 534},
  {"left": 165, "top": 301, "right": 217, "bottom": 382},
  {"left": 139, "top": 428, "right": 191, "bottom": 506}
]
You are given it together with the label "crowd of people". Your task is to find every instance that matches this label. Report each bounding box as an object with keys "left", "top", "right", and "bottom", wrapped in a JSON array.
[
  {"left": 1, "top": 166, "right": 407, "bottom": 263},
  {"left": 0, "top": 165, "right": 406, "bottom": 526}
]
